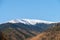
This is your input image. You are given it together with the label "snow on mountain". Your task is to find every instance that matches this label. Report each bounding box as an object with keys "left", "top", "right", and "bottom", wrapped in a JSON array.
[
  {"left": 8, "top": 19, "right": 26, "bottom": 24},
  {"left": 8, "top": 19, "right": 55, "bottom": 25}
]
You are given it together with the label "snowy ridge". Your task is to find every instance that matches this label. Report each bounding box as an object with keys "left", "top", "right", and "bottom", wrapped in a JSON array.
[{"left": 8, "top": 19, "right": 55, "bottom": 25}]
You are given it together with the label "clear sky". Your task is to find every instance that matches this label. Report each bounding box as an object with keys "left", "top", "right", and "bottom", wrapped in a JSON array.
[{"left": 0, "top": 0, "right": 60, "bottom": 23}]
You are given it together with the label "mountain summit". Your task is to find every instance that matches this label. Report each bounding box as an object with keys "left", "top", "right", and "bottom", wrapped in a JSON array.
[{"left": 8, "top": 19, "right": 54, "bottom": 25}]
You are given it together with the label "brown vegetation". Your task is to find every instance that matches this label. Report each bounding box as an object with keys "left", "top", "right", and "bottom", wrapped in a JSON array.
[
  {"left": 0, "top": 31, "right": 6, "bottom": 40},
  {"left": 30, "top": 23, "right": 60, "bottom": 40}
]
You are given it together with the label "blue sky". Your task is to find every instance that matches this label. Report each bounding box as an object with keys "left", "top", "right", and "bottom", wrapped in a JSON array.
[{"left": 0, "top": 0, "right": 60, "bottom": 23}]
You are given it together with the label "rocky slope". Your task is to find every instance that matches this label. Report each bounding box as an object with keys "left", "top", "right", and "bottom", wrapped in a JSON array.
[
  {"left": 30, "top": 23, "right": 60, "bottom": 40},
  {"left": 0, "top": 19, "right": 57, "bottom": 40}
]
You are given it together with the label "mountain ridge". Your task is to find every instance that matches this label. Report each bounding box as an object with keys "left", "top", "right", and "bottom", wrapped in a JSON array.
[{"left": 8, "top": 19, "right": 55, "bottom": 25}]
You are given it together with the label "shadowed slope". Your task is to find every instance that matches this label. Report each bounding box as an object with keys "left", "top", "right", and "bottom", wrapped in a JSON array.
[{"left": 0, "top": 22, "right": 54, "bottom": 40}]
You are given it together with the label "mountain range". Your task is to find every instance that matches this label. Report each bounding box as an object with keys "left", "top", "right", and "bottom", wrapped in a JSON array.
[{"left": 0, "top": 19, "right": 59, "bottom": 40}]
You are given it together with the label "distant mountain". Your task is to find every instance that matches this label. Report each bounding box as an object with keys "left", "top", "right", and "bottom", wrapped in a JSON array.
[{"left": 0, "top": 19, "right": 57, "bottom": 40}]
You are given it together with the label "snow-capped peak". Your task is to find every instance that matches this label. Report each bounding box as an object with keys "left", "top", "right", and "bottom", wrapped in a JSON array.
[
  {"left": 8, "top": 19, "right": 26, "bottom": 24},
  {"left": 8, "top": 19, "right": 54, "bottom": 25}
]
